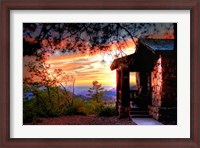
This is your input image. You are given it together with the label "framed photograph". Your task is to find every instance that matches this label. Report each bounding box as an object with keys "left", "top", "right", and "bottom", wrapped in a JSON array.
[{"left": 1, "top": 0, "right": 199, "bottom": 147}]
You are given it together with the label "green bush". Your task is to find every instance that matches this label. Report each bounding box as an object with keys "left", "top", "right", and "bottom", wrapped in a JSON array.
[
  {"left": 23, "top": 99, "right": 37, "bottom": 123},
  {"left": 98, "top": 106, "right": 116, "bottom": 117},
  {"left": 23, "top": 86, "right": 73, "bottom": 123},
  {"left": 63, "top": 98, "right": 104, "bottom": 116},
  {"left": 23, "top": 86, "right": 117, "bottom": 123},
  {"left": 63, "top": 98, "right": 84, "bottom": 115},
  {"left": 63, "top": 105, "right": 78, "bottom": 115},
  {"left": 78, "top": 100, "right": 103, "bottom": 115}
]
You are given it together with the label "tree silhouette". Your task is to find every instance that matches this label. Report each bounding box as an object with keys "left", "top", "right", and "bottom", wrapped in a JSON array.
[{"left": 23, "top": 23, "right": 175, "bottom": 59}]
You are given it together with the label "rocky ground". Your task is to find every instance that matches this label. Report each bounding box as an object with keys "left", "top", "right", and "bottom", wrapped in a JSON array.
[{"left": 27, "top": 115, "right": 136, "bottom": 125}]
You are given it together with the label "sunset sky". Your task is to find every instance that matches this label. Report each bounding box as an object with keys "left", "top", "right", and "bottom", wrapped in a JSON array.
[
  {"left": 45, "top": 44, "right": 135, "bottom": 87},
  {"left": 23, "top": 23, "right": 175, "bottom": 87}
]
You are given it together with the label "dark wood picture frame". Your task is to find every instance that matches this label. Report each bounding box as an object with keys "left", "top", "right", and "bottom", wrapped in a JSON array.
[{"left": 0, "top": 0, "right": 199, "bottom": 147}]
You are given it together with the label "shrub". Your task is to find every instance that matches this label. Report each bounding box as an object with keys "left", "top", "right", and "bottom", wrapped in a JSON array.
[
  {"left": 63, "top": 105, "right": 78, "bottom": 115},
  {"left": 63, "top": 98, "right": 104, "bottom": 116},
  {"left": 23, "top": 99, "right": 37, "bottom": 123},
  {"left": 23, "top": 86, "right": 117, "bottom": 123},
  {"left": 23, "top": 86, "right": 73, "bottom": 123},
  {"left": 78, "top": 100, "right": 103, "bottom": 115},
  {"left": 98, "top": 106, "right": 116, "bottom": 117},
  {"left": 63, "top": 98, "right": 84, "bottom": 115}
]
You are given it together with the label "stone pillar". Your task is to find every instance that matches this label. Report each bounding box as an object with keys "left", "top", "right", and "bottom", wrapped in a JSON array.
[{"left": 119, "top": 68, "right": 130, "bottom": 118}]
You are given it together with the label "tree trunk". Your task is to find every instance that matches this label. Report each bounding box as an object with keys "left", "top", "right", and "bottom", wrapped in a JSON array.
[{"left": 46, "top": 86, "right": 51, "bottom": 100}]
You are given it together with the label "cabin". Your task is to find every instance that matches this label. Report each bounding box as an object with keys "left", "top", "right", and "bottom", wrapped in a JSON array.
[{"left": 110, "top": 39, "right": 177, "bottom": 123}]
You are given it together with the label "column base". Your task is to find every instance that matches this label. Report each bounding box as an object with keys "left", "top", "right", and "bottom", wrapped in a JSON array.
[
  {"left": 148, "top": 105, "right": 177, "bottom": 123},
  {"left": 119, "top": 106, "right": 130, "bottom": 118}
]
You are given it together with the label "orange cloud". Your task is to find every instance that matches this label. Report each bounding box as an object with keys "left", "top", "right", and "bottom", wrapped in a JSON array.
[
  {"left": 24, "top": 39, "right": 136, "bottom": 87},
  {"left": 47, "top": 55, "right": 117, "bottom": 86},
  {"left": 44, "top": 39, "right": 137, "bottom": 86}
]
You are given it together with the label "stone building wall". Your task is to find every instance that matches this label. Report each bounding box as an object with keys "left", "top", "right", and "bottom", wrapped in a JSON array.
[
  {"left": 161, "top": 54, "right": 177, "bottom": 107},
  {"left": 149, "top": 51, "right": 177, "bottom": 123},
  {"left": 151, "top": 56, "right": 162, "bottom": 106}
]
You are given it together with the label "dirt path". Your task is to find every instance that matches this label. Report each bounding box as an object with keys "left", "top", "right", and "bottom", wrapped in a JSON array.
[{"left": 28, "top": 115, "right": 136, "bottom": 125}]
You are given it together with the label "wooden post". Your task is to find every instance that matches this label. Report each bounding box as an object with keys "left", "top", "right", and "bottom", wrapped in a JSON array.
[
  {"left": 119, "top": 68, "right": 130, "bottom": 118},
  {"left": 116, "top": 70, "right": 120, "bottom": 114},
  {"left": 139, "top": 72, "right": 148, "bottom": 95}
]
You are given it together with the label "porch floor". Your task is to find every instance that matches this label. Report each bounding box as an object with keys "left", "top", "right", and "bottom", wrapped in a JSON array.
[
  {"left": 130, "top": 102, "right": 163, "bottom": 125},
  {"left": 131, "top": 117, "right": 163, "bottom": 125}
]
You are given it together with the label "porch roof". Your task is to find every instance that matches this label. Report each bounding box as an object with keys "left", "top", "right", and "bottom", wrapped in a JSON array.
[{"left": 110, "top": 39, "right": 175, "bottom": 71}]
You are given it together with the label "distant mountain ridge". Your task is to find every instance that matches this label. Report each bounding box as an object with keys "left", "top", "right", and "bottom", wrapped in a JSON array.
[
  {"left": 73, "top": 86, "right": 117, "bottom": 102},
  {"left": 24, "top": 86, "right": 117, "bottom": 102}
]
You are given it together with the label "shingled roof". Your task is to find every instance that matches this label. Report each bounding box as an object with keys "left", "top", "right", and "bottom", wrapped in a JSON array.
[
  {"left": 110, "top": 39, "right": 175, "bottom": 71},
  {"left": 139, "top": 39, "right": 175, "bottom": 51}
]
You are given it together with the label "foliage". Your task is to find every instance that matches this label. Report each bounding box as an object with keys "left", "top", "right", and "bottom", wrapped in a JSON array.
[
  {"left": 23, "top": 23, "right": 175, "bottom": 59},
  {"left": 23, "top": 86, "right": 73, "bottom": 123},
  {"left": 23, "top": 99, "right": 38, "bottom": 123},
  {"left": 63, "top": 97, "right": 116, "bottom": 117},
  {"left": 23, "top": 23, "right": 174, "bottom": 56},
  {"left": 87, "top": 80, "right": 105, "bottom": 103},
  {"left": 23, "top": 23, "right": 139, "bottom": 57},
  {"left": 24, "top": 95, "right": 117, "bottom": 123},
  {"left": 24, "top": 57, "right": 76, "bottom": 88},
  {"left": 23, "top": 56, "right": 79, "bottom": 123},
  {"left": 63, "top": 98, "right": 84, "bottom": 115},
  {"left": 23, "top": 43, "right": 78, "bottom": 123},
  {"left": 64, "top": 98, "right": 103, "bottom": 116},
  {"left": 98, "top": 106, "right": 116, "bottom": 117},
  {"left": 24, "top": 76, "right": 115, "bottom": 123}
]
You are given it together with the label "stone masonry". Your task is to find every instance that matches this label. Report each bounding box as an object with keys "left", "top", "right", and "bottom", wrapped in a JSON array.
[{"left": 149, "top": 51, "right": 177, "bottom": 123}]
